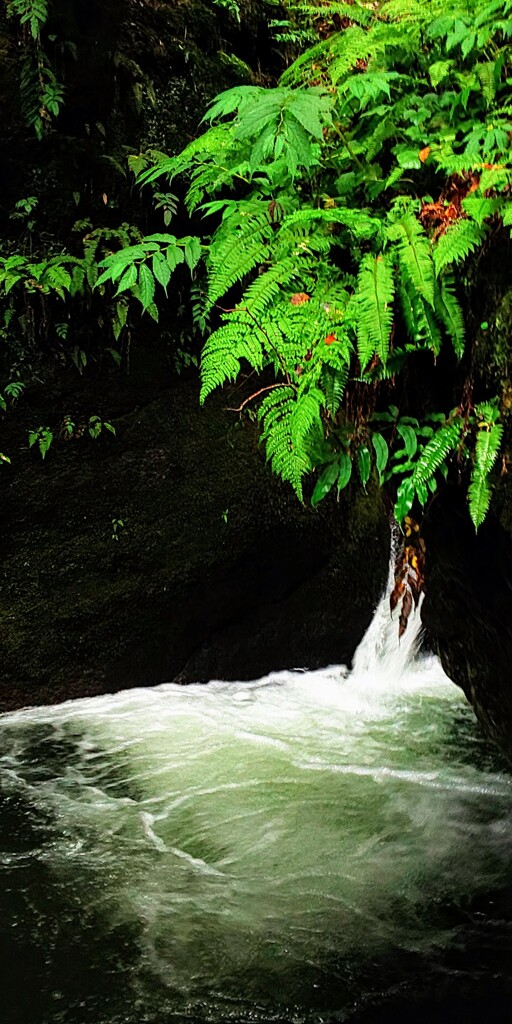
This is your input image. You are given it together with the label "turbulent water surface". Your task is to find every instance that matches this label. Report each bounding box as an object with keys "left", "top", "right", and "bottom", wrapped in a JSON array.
[{"left": 1, "top": 591, "right": 512, "bottom": 1024}]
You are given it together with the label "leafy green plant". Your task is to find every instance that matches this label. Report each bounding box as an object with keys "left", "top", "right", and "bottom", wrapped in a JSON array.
[
  {"left": 212, "top": 0, "right": 241, "bottom": 22},
  {"left": 0, "top": 221, "right": 145, "bottom": 370},
  {"left": 0, "top": 380, "right": 25, "bottom": 410},
  {"left": 111, "top": 517, "right": 124, "bottom": 542},
  {"left": 28, "top": 425, "right": 53, "bottom": 459},
  {"left": 468, "top": 401, "right": 504, "bottom": 528},
  {"left": 154, "top": 192, "right": 179, "bottom": 227},
  {"left": 10, "top": 196, "right": 38, "bottom": 225},
  {"left": 7, "top": 0, "right": 65, "bottom": 138},
  {"left": 87, "top": 415, "right": 116, "bottom": 440},
  {"left": 94, "top": 233, "right": 202, "bottom": 316},
  {"left": 0, "top": 381, "right": 25, "bottom": 466},
  {"left": 130, "top": 0, "right": 512, "bottom": 528}
]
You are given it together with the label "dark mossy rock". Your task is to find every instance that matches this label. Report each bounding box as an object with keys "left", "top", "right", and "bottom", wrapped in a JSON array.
[
  {"left": 421, "top": 485, "right": 512, "bottom": 758},
  {"left": 0, "top": 373, "right": 389, "bottom": 713},
  {"left": 418, "top": 234, "right": 512, "bottom": 758}
]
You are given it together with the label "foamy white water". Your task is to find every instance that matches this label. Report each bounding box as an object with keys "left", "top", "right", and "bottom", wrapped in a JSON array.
[{"left": 1, "top": 578, "right": 511, "bottom": 1023}]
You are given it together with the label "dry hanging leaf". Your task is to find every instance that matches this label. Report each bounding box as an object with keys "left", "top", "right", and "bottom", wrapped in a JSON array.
[{"left": 390, "top": 518, "right": 426, "bottom": 639}]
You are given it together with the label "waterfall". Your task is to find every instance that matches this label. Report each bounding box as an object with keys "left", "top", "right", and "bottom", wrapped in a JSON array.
[{"left": 352, "top": 551, "right": 425, "bottom": 682}]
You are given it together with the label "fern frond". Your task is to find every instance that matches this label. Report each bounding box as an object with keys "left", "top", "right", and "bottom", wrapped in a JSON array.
[
  {"left": 200, "top": 317, "right": 264, "bottom": 402},
  {"left": 240, "top": 258, "right": 299, "bottom": 316},
  {"left": 388, "top": 213, "right": 435, "bottom": 307},
  {"left": 416, "top": 298, "right": 442, "bottom": 356},
  {"left": 382, "top": 0, "right": 446, "bottom": 25},
  {"left": 468, "top": 408, "right": 503, "bottom": 530},
  {"left": 329, "top": 26, "right": 376, "bottom": 84},
  {"left": 432, "top": 219, "right": 486, "bottom": 275},
  {"left": 207, "top": 210, "right": 273, "bottom": 307},
  {"left": 434, "top": 273, "right": 465, "bottom": 358},
  {"left": 461, "top": 195, "right": 502, "bottom": 225},
  {"left": 412, "top": 420, "right": 463, "bottom": 487},
  {"left": 280, "top": 33, "right": 339, "bottom": 87},
  {"left": 290, "top": 386, "right": 324, "bottom": 448},
  {"left": 186, "top": 160, "right": 248, "bottom": 213},
  {"left": 356, "top": 252, "right": 395, "bottom": 368},
  {"left": 280, "top": 205, "right": 381, "bottom": 241},
  {"left": 468, "top": 470, "right": 492, "bottom": 529},
  {"left": 137, "top": 126, "right": 235, "bottom": 188},
  {"left": 474, "top": 422, "right": 503, "bottom": 476},
  {"left": 259, "top": 387, "right": 310, "bottom": 499},
  {"left": 475, "top": 61, "right": 497, "bottom": 105},
  {"left": 398, "top": 270, "right": 442, "bottom": 356},
  {"left": 321, "top": 365, "right": 348, "bottom": 417},
  {"left": 288, "top": 2, "right": 374, "bottom": 28}
]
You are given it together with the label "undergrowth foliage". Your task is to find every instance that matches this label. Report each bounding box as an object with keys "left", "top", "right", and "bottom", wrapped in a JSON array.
[
  {"left": 119, "top": 0, "right": 512, "bottom": 529},
  {"left": 7, "top": 0, "right": 65, "bottom": 138},
  {"left": 3, "top": 0, "right": 512, "bottom": 533}
]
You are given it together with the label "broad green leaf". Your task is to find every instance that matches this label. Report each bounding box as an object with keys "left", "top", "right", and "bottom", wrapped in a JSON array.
[
  {"left": 371, "top": 432, "right": 389, "bottom": 483},
  {"left": 394, "top": 478, "right": 415, "bottom": 523},
  {"left": 311, "top": 462, "right": 339, "bottom": 507},
  {"left": 397, "top": 423, "right": 418, "bottom": 459},
  {"left": 152, "top": 253, "right": 171, "bottom": 290},
  {"left": 183, "top": 236, "right": 202, "bottom": 272},
  {"left": 337, "top": 452, "right": 352, "bottom": 492},
  {"left": 138, "top": 263, "right": 156, "bottom": 311},
  {"left": 115, "top": 264, "right": 138, "bottom": 295}
]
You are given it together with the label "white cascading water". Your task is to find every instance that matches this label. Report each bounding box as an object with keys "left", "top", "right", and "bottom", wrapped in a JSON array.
[{"left": 1, "top": 558, "right": 512, "bottom": 1024}]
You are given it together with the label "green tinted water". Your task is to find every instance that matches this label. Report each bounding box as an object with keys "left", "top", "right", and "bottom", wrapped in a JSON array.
[{"left": 1, "top": 601, "right": 511, "bottom": 1023}]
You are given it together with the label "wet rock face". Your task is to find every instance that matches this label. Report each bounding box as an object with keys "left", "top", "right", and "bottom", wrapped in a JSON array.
[
  {"left": 0, "top": 377, "right": 390, "bottom": 713},
  {"left": 422, "top": 487, "right": 512, "bottom": 757}
]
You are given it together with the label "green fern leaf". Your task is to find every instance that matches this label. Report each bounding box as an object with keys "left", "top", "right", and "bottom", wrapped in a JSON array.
[
  {"left": 241, "top": 258, "right": 299, "bottom": 316},
  {"left": 329, "top": 26, "right": 374, "bottom": 84},
  {"left": 434, "top": 273, "right": 465, "bottom": 358},
  {"left": 207, "top": 209, "right": 273, "bottom": 308},
  {"left": 356, "top": 252, "right": 395, "bottom": 368},
  {"left": 474, "top": 422, "right": 503, "bottom": 477},
  {"left": 412, "top": 420, "right": 462, "bottom": 487},
  {"left": 290, "top": 387, "right": 324, "bottom": 448},
  {"left": 321, "top": 365, "right": 348, "bottom": 417},
  {"left": 417, "top": 298, "right": 443, "bottom": 355},
  {"left": 259, "top": 387, "right": 310, "bottom": 499},
  {"left": 200, "top": 317, "right": 264, "bottom": 402},
  {"left": 468, "top": 471, "right": 491, "bottom": 529},
  {"left": 462, "top": 196, "right": 502, "bottom": 226},
  {"left": 388, "top": 214, "right": 435, "bottom": 307},
  {"left": 433, "top": 220, "right": 486, "bottom": 275}
]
